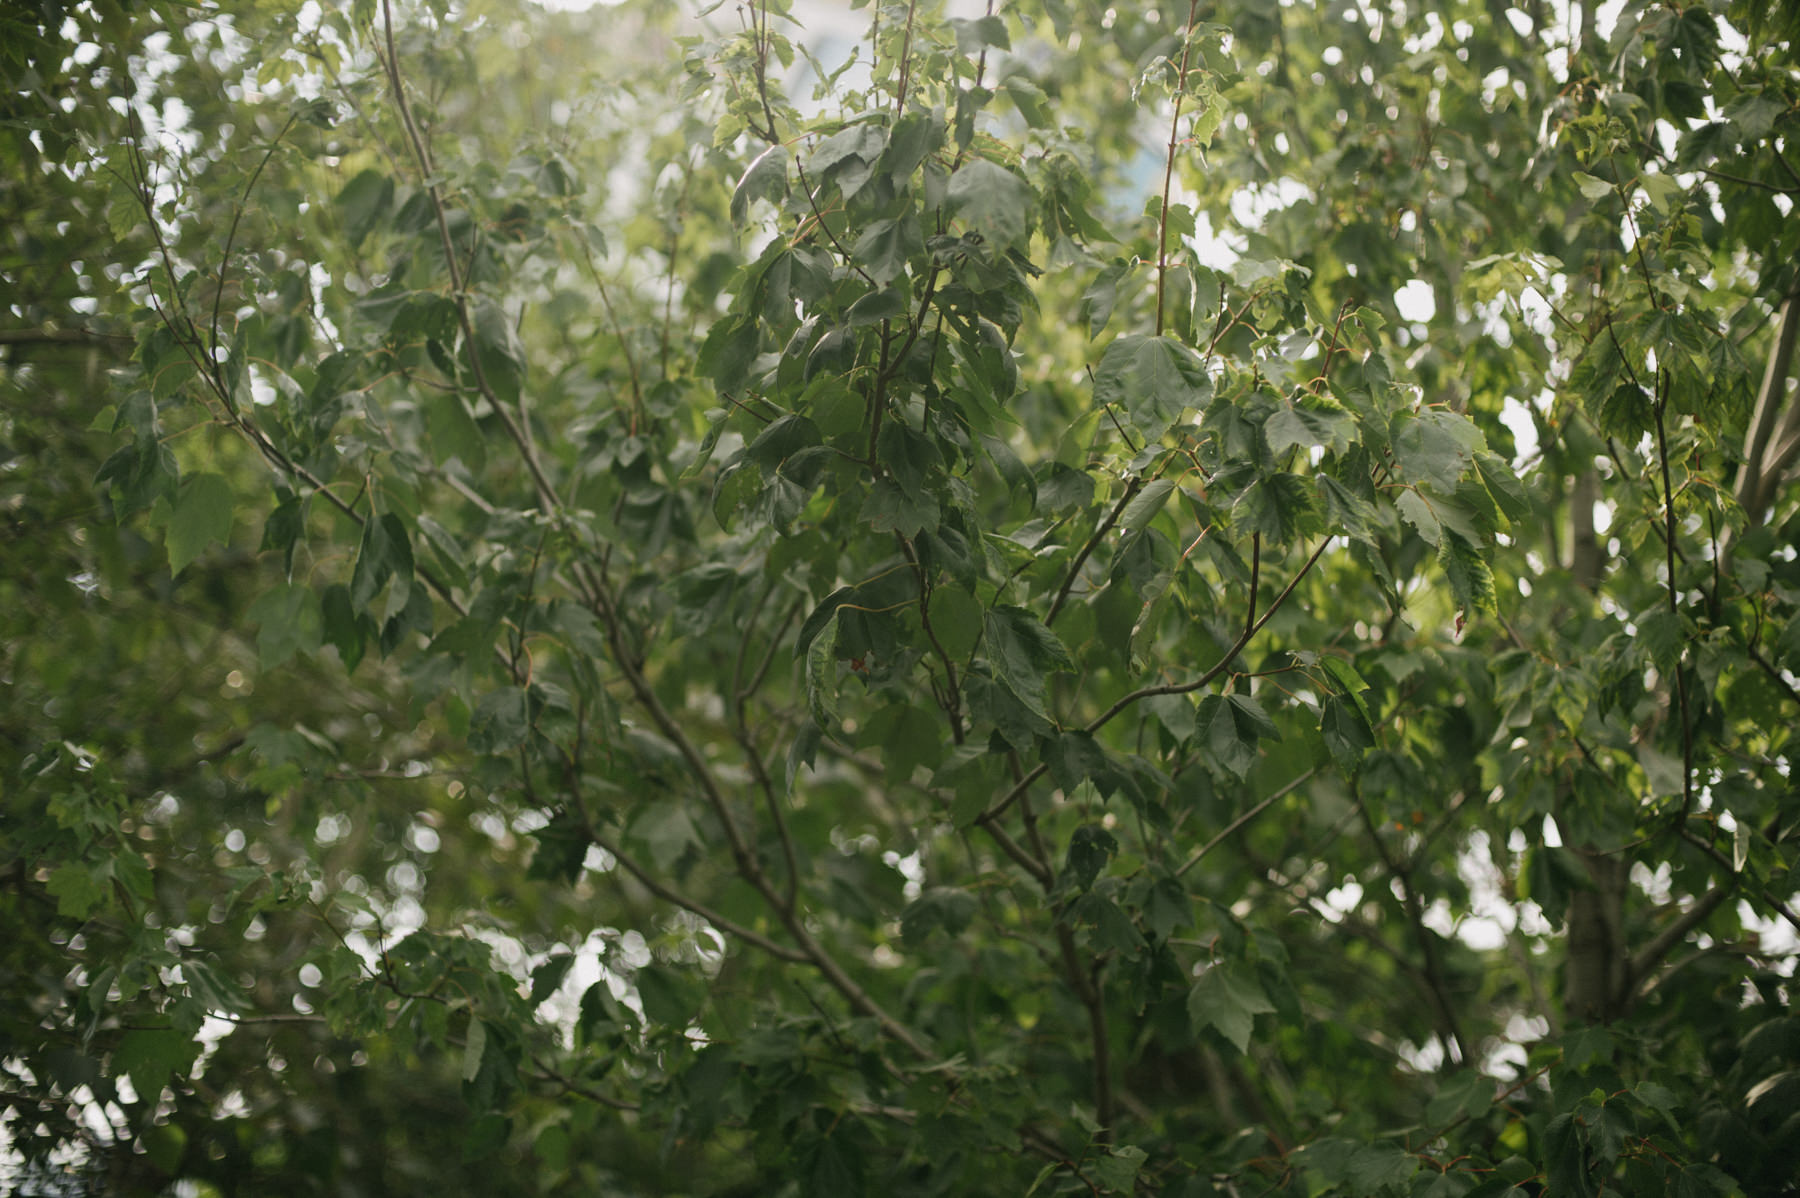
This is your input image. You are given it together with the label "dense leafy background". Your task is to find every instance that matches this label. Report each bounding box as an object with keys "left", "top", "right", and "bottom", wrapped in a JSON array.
[{"left": 4, "top": 0, "right": 1800, "bottom": 1194}]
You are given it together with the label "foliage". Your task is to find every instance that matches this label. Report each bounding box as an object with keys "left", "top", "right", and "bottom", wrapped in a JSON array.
[{"left": 5, "top": 0, "right": 1800, "bottom": 1194}]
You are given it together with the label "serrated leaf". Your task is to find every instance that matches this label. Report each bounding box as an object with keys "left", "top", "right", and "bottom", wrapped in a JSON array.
[
  {"left": 1634, "top": 608, "right": 1685, "bottom": 673},
  {"left": 1118, "top": 478, "right": 1177, "bottom": 533},
  {"left": 1319, "top": 474, "right": 1378, "bottom": 544},
  {"left": 1397, "top": 489, "right": 1443, "bottom": 546},
  {"left": 1064, "top": 824, "right": 1118, "bottom": 890},
  {"left": 350, "top": 513, "right": 414, "bottom": 612},
  {"left": 1195, "top": 693, "right": 1275, "bottom": 778},
  {"left": 470, "top": 688, "right": 530, "bottom": 755},
  {"left": 947, "top": 158, "right": 1033, "bottom": 247},
  {"left": 336, "top": 168, "right": 394, "bottom": 246},
  {"left": 901, "top": 886, "right": 979, "bottom": 945},
  {"left": 1474, "top": 451, "right": 1530, "bottom": 521},
  {"left": 1438, "top": 530, "right": 1497, "bottom": 617},
  {"left": 1091, "top": 1146, "right": 1147, "bottom": 1192},
  {"left": 247, "top": 581, "right": 323, "bottom": 668},
  {"left": 1237, "top": 471, "right": 1321, "bottom": 543},
  {"left": 1266, "top": 398, "right": 1355, "bottom": 457},
  {"left": 927, "top": 585, "right": 983, "bottom": 660},
  {"left": 1393, "top": 409, "right": 1484, "bottom": 491},
  {"left": 731, "top": 143, "right": 789, "bottom": 225},
  {"left": 461, "top": 1017, "right": 488, "bottom": 1082},
  {"left": 949, "top": 14, "right": 1009, "bottom": 53},
  {"left": 805, "top": 609, "right": 841, "bottom": 727},
  {"left": 166, "top": 472, "right": 234, "bottom": 575},
  {"left": 984, "top": 605, "right": 1075, "bottom": 716},
  {"left": 1093, "top": 334, "right": 1212, "bottom": 442},
  {"left": 47, "top": 862, "right": 107, "bottom": 919},
  {"left": 115, "top": 1028, "right": 201, "bottom": 1102},
  {"left": 1188, "top": 962, "right": 1275, "bottom": 1052}
]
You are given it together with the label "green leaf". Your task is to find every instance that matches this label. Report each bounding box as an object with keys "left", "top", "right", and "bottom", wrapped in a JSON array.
[
  {"left": 1544, "top": 1113, "right": 1595, "bottom": 1198},
  {"left": 852, "top": 212, "right": 923, "bottom": 286},
  {"left": 166, "top": 472, "right": 233, "bottom": 575},
  {"left": 470, "top": 688, "right": 530, "bottom": 755},
  {"left": 529, "top": 954, "right": 575, "bottom": 1005},
  {"left": 1118, "top": 478, "right": 1177, "bottom": 534},
  {"left": 336, "top": 168, "right": 394, "bottom": 246},
  {"left": 1187, "top": 962, "right": 1275, "bottom": 1052},
  {"left": 810, "top": 123, "right": 886, "bottom": 199},
  {"left": 949, "top": 15, "right": 1010, "bottom": 53},
  {"left": 461, "top": 1017, "right": 488, "bottom": 1083},
  {"left": 731, "top": 143, "right": 789, "bottom": 225},
  {"left": 927, "top": 585, "right": 983, "bottom": 660},
  {"left": 470, "top": 297, "right": 526, "bottom": 404},
  {"left": 805, "top": 609, "right": 842, "bottom": 727},
  {"left": 947, "top": 158, "right": 1033, "bottom": 247},
  {"left": 349, "top": 513, "right": 414, "bottom": 612},
  {"left": 461, "top": 1112, "right": 511, "bottom": 1162},
  {"left": 631, "top": 802, "right": 703, "bottom": 871},
  {"left": 862, "top": 478, "right": 939, "bottom": 536},
  {"left": 1265, "top": 397, "right": 1355, "bottom": 457},
  {"left": 115, "top": 1027, "right": 201, "bottom": 1101},
  {"left": 1438, "top": 530, "right": 1497, "bottom": 618},
  {"left": 1635, "top": 608, "right": 1685, "bottom": 674},
  {"left": 1237, "top": 471, "right": 1322, "bottom": 543},
  {"left": 424, "top": 392, "right": 485, "bottom": 468},
  {"left": 1393, "top": 409, "right": 1484, "bottom": 492},
  {"left": 247, "top": 582, "right": 324, "bottom": 668},
  {"left": 1195, "top": 693, "right": 1280, "bottom": 777},
  {"left": 635, "top": 963, "right": 701, "bottom": 1026},
  {"left": 1426, "top": 1070, "right": 1494, "bottom": 1126},
  {"left": 1322, "top": 694, "right": 1375, "bottom": 765},
  {"left": 901, "top": 886, "right": 979, "bottom": 945},
  {"left": 1397, "top": 489, "right": 1442, "bottom": 547},
  {"left": 1064, "top": 824, "right": 1118, "bottom": 890},
  {"left": 1319, "top": 474, "right": 1379, "bottom": 544},
  {"left": 1573, "top": 171, "right": 1614, "bottom": 200},
  {"left": 47, "top": 862, "right": 107, "bottom": 919},
  {"left": 1292, "top": 1138, "right": 1419, "bottom": 1196},
  {"left": 847, "top": 284, "right": 909, "bottom": 327},
  {"left": 1090, "top": 1145, "right": 1147, "bottom": 1193},
  {"left": 320, "top": 584, "right": 369, "bottom": 672},
  {"left": 984, "top": 604, "right": 1075, "bottom": 716},
  {"left": 1093, "top": 334, "right": 1212, "bottom": 442},
  {"left": 867, "top": 703, "right": 944, "bottom": 781},
  {"left": 1474, "top": 452, "right": 1530, "bottom": 521}
]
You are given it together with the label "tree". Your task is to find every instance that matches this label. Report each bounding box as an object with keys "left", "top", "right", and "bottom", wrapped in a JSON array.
[{"left": 4, "top": 0, "right": 1800, "bottom": 1193}]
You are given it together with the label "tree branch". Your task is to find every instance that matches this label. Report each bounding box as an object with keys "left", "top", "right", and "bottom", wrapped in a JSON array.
[{"left": 1735, "top": 283, "right": 1800, "bottom": 522}]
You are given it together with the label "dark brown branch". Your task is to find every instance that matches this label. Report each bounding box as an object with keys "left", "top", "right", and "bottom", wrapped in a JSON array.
[
  {"left": 377, "top": 0, "right": 561, "bottom": 517},
  {"left": 1625, "top": 881, "right": 1736, "bottom": 996},
  {"left": 1352, "top": 786, "right": 1470, "bottom": 1064},
  {"left": 590, "top": 831, "right": 807, "bottom": 964},
  {"left": 1176, "top": 768, "right": 1318, "bottom": 879},
  {"left": 1046, "top": 477, "right": 1143, "bottom": 627}
]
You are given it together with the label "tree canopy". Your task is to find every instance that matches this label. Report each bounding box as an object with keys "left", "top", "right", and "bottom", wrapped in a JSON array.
[{"left": 5, "top": 0, "right": 1800, "bottom": 1193}]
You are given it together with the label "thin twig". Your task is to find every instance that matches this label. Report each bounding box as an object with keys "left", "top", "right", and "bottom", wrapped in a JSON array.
[{"left": 1154, "top": 0, "right": 1205, "bottom": 338}]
